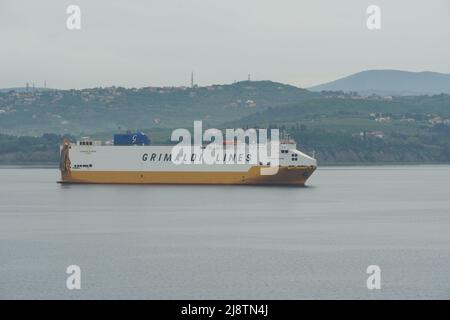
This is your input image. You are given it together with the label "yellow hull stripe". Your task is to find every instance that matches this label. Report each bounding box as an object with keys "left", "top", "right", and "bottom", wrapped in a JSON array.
[{"left": 60, "top": 166, "right": 316, "bottom": 185}]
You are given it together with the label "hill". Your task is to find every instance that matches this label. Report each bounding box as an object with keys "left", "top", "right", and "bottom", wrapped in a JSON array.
[
  {"left": 0, "top": 87, "right": 51, "bottom": 93},
  {"left": 2, "top": 79, "right": 450, "bottom": 164},
  {"left": 223, "top": 94, "right": 450, "bottom": 163},
  {"left": 309, "top": 70, "right": 450, "bottom": 96},
  {"left": 0, "top": 81, "right": 316, "bottom": 136}
]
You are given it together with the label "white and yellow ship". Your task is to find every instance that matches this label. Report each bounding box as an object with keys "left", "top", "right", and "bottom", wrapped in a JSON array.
[{"left": 59, "top": 133, "right": 317, "bottom": 185}]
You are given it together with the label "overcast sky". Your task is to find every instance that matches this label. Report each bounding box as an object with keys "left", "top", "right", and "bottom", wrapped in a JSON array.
[{"left": 1, "top": 0, "right": 449, "bottom": 89}]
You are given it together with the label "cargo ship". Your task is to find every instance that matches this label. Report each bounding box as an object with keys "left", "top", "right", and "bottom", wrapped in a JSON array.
[{"left": 59, "top": 132, "right": 317, "bottom": 185}]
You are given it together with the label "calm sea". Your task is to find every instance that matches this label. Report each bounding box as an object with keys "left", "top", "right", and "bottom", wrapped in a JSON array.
[{"left": 1, "top": 166, "right": 449, "bottom": 299}]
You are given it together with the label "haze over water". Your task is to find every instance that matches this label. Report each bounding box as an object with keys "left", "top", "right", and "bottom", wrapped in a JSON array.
[{"left": 1, "top": 166, "right": 449, "bottom": 299}]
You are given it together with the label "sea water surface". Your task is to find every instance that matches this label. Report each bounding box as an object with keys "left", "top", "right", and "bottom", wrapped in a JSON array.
[{"left": 0, "top": 166, "right": 449, "bottom": 299}]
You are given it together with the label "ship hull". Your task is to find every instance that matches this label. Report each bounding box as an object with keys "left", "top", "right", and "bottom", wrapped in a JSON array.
[
  {"left": 59, "top": 143, "right": 317, "bottom": 186},
  {"left": 59, "top": 165, "right": 316, "bottom": 185}
]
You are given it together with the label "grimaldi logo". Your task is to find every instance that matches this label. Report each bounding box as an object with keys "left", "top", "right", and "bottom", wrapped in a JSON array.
[{"left": 142, "top": 121, "right": 280, "bottom": 175}]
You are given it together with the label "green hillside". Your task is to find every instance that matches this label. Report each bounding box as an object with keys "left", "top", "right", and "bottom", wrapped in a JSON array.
[
  {"left": 1, "top": 81, "right": 450, "bottom": 164},
  {"left": 0, "top": 81, "right": 316, "bottom": 136}
]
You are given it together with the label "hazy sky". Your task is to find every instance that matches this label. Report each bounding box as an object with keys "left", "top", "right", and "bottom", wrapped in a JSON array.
[{"left": 1, "top": 0, "right": 449, "bottom": 89}]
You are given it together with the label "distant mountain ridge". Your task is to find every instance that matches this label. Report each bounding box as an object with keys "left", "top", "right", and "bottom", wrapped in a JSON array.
[
  {"left": 309, "top": 70, "right": 450, "bottom": 96},
  {"left": 2, "top": 78, "right": 450, "bottom": 164},
  {"left": 0, "top": 87, "right": 51, "bottom": 93},
  {"left": 0, "top": 80, "right": 317, "bottom": 136}
]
